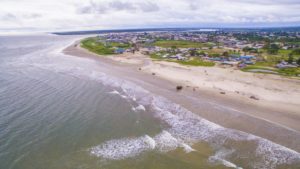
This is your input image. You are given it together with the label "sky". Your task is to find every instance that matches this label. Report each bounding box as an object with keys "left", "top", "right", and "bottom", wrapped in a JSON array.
[{"left": 0, "top": 0, "right": 300, "bottom": 33}]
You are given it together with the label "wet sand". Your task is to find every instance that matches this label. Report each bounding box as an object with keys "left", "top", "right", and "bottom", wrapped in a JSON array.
[{"left": 63, "top": 41, "right": 300, "bottom": 152}]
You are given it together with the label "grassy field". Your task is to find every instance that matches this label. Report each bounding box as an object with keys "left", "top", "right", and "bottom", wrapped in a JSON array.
[
  {"left": 150, "top": 53, "right": 215, "bottom": 67},
  {"left": 81, "top": 37, "right": 131, "bottom": 55},
  {"left": 242, "top": 64, "right": 300, "bottom": 77},
  {"left": 174, "top": 58, "right": 215, "bottom": 67},
  {"left": 258, "top": 49, "right": 300, "bottom": 63},
  {"left": 154, "top": 40, "right": 211, "bottom": 48}
]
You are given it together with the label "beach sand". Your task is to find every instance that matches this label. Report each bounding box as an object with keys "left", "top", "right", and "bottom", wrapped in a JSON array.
[{"left": 63, "top": 41, "right": 300, "bottom": 152}]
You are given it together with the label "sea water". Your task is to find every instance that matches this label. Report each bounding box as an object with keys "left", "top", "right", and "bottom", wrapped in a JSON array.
[{"left": 0, "top": 34, "right": 299, "bottom": 169}]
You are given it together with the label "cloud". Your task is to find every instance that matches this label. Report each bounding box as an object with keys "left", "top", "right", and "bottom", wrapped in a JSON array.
[
  {"left": 0, "top": 0, "right": 299, "bottom": 33},
  {"left": 1, "top": 13, "right": 17, "bottom": 21},
  {"left": 229, "top": 0, "right": 300, "bottom": 5},
  {"left": 77, "top": 0, "right": 160, "bottom": 14},
  {"left": 109, "top": 1, "right": 137, "bottom": 11}
]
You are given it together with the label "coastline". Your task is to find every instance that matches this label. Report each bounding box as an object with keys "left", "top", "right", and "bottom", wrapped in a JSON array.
[{"left": 63, "top": 40, "right": 300, "bottom": 152}]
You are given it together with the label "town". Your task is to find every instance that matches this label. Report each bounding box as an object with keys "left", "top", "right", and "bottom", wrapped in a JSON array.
[{"left": 81, "top": 29, "right": 300, "bottom": 77}]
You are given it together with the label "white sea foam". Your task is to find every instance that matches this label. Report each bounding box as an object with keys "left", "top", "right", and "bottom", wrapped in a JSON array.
[
  {"left": 90, "top": 130, "right": 191, "bottom": 160},
  {"left": 209, "top": 149, "right": 241, "bottom": 169},
  {"left": 109, "top": 90, "right": 120, "bottom": 95},
  {"left": 181, "top": 143, "right": 195, "bottom": 153},
  {"left": 132, "top": 105, "right": 146, "bottom": 112},
  {"left": 145, "top": 135, "right": 156, "bottom": 149},
  {"left": 153, "top": 130, "right": 181, "bottom": 152},
  {"left": 90, "top": 135, "right": 155, "bottom": 160},
  {"left": 120, "top": 95, "right": 127, "bottom": 99}
]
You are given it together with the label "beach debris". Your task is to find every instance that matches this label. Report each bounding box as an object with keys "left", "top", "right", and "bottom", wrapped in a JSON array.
[
  {"left": 138, "top": 67, "right": 142, "bottom": 70},
  {"left": 250, "top": 95, "right": 259, "bottom": 100},
  {"left": 176, "top": 85, "right": 183, "bottom": 91},
  {"left": 220, "top": 91, "right": 226, "bottom": 95},
  {"left": 152, "top": 73, "right": 156, "bottom": 75},
  {"left": 193, "top": 88, "right": 196, "bottom": 91}
]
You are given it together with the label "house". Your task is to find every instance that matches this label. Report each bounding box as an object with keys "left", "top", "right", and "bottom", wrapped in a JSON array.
[
  {"left": 276, "top": 61, "right": 298, "bottom": 68},
  {"left": 115, "top": 48, "right": 125, "bottom": 54},
  {"left": 238, "top": 63, "right": 247, "bottom": 69},
  {"left": 240, "top": 55, "right": 256, "bottom": 61},
  {"left": 244, "top": 61, "right": 255, "bottom": 65},
  {"left": 162, "top": 54, "right": 169, "bottom": 58},
  {"left": 221, "top": 61, "right": 239, "bottom": 66},
  {"left": 169, "top": 55, "right": 178, "bottom": 59},
  {"left": 176, "top": 55, "right": 186, "bottom": 60},
  {"left": 209, "top": 57, "right": 222, "bottom": 61}
]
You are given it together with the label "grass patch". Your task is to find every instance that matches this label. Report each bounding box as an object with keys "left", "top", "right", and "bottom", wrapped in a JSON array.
[
  {"left": 81, "top": 37, "right": 131, "bottom": 55},
  {"left": 258, "top": 49, "right": 300, "bottom": 61},
  {"left": 154, "top": 40, "right": 211, "bottom": 48},
  {"left": 242, "top": 65, "right": 300, "bottom": 77},
  {"left": 150, "top": 52, "right": 215, "bottom": 67},
  {"left": 254, "top": 61, "right": 277, "bottom": 67},
  {"left": 150, "top": 52, "right": 167, "bottom": 60},
  {"left": 174, "top": 58, "right": 215, "bottom": 67},
  {"left": 242, "top": 65, "right": 276, "bottom": 72},
  {"left": 277, "top": 68, "right": 300, "bottom": 76}
]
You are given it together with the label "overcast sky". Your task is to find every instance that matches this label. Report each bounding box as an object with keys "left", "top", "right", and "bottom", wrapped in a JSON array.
[{"left": 0, "top": 0, "right": 300, "bottom": 33}]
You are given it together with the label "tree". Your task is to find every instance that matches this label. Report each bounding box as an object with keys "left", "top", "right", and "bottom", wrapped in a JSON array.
[
  {"left": 242, "top": 47, "right": 250, "bottom": 55},
  {"left": 223, "top": 51, "right": 229, "bottom": 58},
  {"left": 267, "top": 44, "right": 279, "bottom": 55},
  {"left": 189, "top": 49, "right": 196, "bottom": 56},
  {"left": 297, "top": 57, "right": 300, "bottom": 66},
  {"left": 291, "top": 48, "right": 300, "bottom": 55},
  {"left": 211, "top": 53, "right": 220, "bottom": 57},
  {"left": 257, "top": 51, "right": 263, "bottom": 57},
  {"left": 171, "top": 46, "right": 177, "bottom": 54},
  {"left": 199, "top": 51, "right": 205, "bottom": 55},
  {"left": 287, "top": 54, "right": 294, "bottom": 64},
  {"left": 171, "top": 46, "right": 177, "bottom": 50}
]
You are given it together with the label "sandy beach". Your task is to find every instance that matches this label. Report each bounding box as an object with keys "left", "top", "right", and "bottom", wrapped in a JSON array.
[{"left": 63, "top": 40, "right": 300, "bottom": 152}]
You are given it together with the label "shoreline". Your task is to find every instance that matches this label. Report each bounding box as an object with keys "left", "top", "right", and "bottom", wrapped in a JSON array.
[{"left": 63, "top": 40, "right": 300, "bottom": 152}]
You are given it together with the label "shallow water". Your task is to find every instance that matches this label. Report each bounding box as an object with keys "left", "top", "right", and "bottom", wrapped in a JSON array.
[{"left": 0, "top": 35, "right": 299, "bottom": 169}]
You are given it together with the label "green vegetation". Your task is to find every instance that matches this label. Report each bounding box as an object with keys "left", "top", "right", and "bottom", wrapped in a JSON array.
[
  {"left": 242, "top": 64, "right": 300, "bottom": 77},
  {"left": 277, "top": 68, "right": 300, "bottom": 76},
  {"left": 150, "top": 52, "right": 215, "bottom": 67},
  {"left": 240, "top": 54, "right": 300, "bottom": 77},
  {"left": 150, "top": 52, "right": 214, "bottom": 67},
  {"left": 256, "top": 48, "right": 300, "bottom": 64},
  {"left": 154, "top": 40, "right": 211, "bottom": 48},
  {"left": 242, "top": 65, "right": 277, "bottom": 72},
  {"left": 242, "top": 46, "right": 258, "bottom": 54},
  {"left": 254, "top": 61, "right": 277, "bottom": 67},
  {"left": 264, "top": 43, "right": 280, "bottom": 55},
  {"left": 81, "top": 37, "right": 131, "bottom": 55},
  {"left": 205, "top": 48, "right": 228, "bottom": 55},
  {"left": 174, "top": 58, "right": 215, "bottom": 67},
  {"left": 291, "top": 48, "right": 300, "bottom": 55},
  {"left": 150, "top": 51, "right": 169, "bottom": 60}
]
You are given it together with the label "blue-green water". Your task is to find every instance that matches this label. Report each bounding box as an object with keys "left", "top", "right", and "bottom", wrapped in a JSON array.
[{"left": 0, "top": 35, "right": 299, "bottom": 169}]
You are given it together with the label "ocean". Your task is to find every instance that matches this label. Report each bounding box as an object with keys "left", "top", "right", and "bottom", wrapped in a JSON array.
[{"left": 0, "top": 34, "right": 299, "bottom": 169}]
